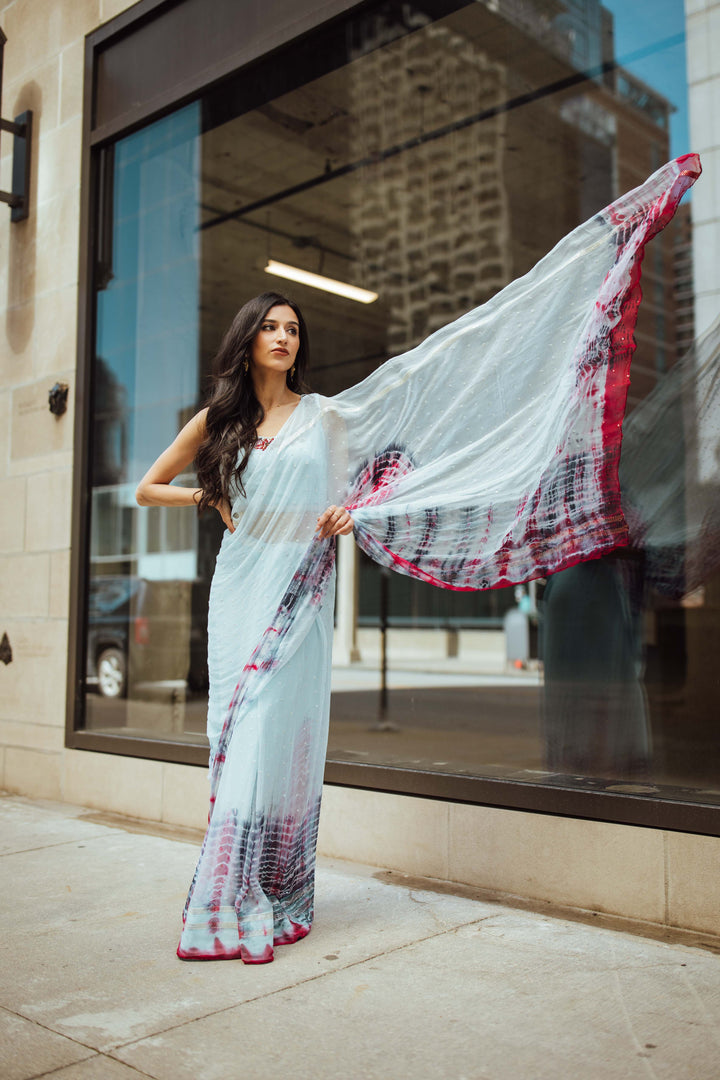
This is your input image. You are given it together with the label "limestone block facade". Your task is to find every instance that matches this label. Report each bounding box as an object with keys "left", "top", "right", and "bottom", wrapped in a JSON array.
[{"left": 0, "top": 0, "right": 133, "bottom": 801}]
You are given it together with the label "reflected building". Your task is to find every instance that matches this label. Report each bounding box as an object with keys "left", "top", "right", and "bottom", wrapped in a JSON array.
[
  {"left": 673, "top": 202, "right": 695, "bottom": 358},
  {"left": 348, "top": 21, "right": 512, "bottom": 354},
  {"left": 345, "top": 0, "right": 680, "bottom": 639}
]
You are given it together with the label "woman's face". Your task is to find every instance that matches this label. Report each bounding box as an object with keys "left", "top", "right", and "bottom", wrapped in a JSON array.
[{"left": 250, "top": 304, "right": 300, "bottom": 376}]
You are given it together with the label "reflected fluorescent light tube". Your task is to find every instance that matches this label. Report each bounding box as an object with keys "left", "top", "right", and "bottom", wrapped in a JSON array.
[{"left": 264, "top": 259, "right": 378, "bottom": 304}]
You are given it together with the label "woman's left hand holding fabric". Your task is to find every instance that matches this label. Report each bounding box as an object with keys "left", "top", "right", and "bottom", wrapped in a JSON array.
[{"left": 315, "top": 505, "right": 354, "bottom": 538}]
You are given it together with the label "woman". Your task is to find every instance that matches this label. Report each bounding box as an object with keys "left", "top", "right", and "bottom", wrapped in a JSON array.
[
  {"left": 136, "top": 154, "right": 700, "bottom": 963},
  {"left": 136, "top": 293, "right": 352, "bottom": 962}
]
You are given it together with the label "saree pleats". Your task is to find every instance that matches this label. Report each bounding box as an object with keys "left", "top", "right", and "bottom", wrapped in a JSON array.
[{"left": 178, "top": 156, "right": 700, "bottom": 962}]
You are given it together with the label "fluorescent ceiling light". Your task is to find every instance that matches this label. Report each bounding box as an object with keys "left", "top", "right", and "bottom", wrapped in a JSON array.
[{"left": 264, "top": 259, "right": 378, "bottom": 304}]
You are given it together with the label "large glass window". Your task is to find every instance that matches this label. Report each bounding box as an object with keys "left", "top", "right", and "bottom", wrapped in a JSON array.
[{"left": 80, "top": 0, "right": 720, "bottom": 816}]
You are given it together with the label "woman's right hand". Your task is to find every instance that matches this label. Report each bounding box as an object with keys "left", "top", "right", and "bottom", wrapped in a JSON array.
[{"left": 213, "top": 497, "right": 235, "bottom": 533}]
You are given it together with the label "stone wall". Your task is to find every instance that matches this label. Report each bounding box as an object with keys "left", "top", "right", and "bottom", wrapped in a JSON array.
[
  {"left": 687, "top": 0, "right": 720, "bottom": 338},
  {"left": 0, "top": 0, "right": 135, "bottom": 798}
]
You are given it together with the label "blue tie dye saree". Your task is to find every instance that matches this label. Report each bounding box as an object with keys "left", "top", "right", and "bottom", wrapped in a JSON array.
[{"left": 177, "top": 155, "right": 700, "bottom": 962}]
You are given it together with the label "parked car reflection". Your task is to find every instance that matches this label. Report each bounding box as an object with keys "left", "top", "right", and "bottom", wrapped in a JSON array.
[{"left": 86, "top": 575, "right": 208, "bottom": 698}]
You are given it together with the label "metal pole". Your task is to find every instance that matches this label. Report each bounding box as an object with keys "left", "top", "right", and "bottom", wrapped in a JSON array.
[
  {"left": 371, "top": 567, "right": 398, "bottom": 732},
  {"left": 379, "top": 567, "right": 388, "bottom": 721}
]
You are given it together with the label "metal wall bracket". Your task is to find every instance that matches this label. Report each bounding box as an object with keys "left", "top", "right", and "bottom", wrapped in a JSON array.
[
  {"left": 0, "top": 110, "right": 32, "bottom": 221},
  {"left": 0, "top": 29, "right": 32, "bottom": 222}
]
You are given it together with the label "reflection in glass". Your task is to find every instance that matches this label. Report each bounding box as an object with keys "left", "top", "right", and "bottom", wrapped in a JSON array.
[
  {"left": 86, "top": 104, "right": 209, "bottom": 743},
  {"left": 82, "top": 1, "right": 720, "bottom": 806},
  {"left": 541, "top": 557, "right": 651, "bottom": 780}
]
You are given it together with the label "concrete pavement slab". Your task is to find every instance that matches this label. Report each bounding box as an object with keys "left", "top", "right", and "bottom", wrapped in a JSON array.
[
  {"left": 3, "top": 793, "right": 720, "bottom": 1080},
  {"left": 0, "top": 1006, "right": 94, "bottom": 1080},
  {"left": 0, "top": 796, "right": 492, "bottom": 1053},
  {"left": 113, "top": 915, "right": 720, "bottom": 1080}
]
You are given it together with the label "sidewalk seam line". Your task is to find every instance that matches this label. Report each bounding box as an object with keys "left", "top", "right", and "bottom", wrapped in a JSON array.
[
  {"left": 0, "top": 832, "right": 125, "bottom": 857},
  {"left": 103, "top": 914, "right": 491, "bottom": 1055},
  {"left": 25, "top": 1056, "right": 100, "bottom": 1080},
  {"left": 30, "top": 1052, "right": 158, "bottom": 1080}
]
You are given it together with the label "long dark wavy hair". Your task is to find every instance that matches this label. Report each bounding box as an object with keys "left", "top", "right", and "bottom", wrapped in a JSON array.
[{"left": 195, "top": 292, "right": 309, "bottom": 511}]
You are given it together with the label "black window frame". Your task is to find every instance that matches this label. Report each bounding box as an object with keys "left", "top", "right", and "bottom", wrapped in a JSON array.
[{"left": 66, "top": 0, "right": 720, "bottom": 838}]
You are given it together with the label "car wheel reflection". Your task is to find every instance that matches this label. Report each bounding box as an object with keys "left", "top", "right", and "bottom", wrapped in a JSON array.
[{"left": 97, "top": 646, "right": 127, "bottom": 698}]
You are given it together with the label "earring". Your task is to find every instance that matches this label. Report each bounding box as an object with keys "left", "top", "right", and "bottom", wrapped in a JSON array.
[
  {"left": 243, "top": 357, "right": 249, "bottom": 374},
  {"left": 290, "top": 365, "right": 296, "bottom": 378}
]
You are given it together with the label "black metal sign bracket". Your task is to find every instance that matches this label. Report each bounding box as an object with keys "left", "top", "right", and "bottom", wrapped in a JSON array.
[
  {"left": 0, "top": 29, "right": 32, "bottom": 222},
  {"left": 0, "top": 110, "right": 32, "bottom": 221}
]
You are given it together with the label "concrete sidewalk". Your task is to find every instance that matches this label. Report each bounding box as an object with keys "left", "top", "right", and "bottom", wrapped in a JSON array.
[{"left": 2, "top": 794, "right": 719, "bottom": 1080}]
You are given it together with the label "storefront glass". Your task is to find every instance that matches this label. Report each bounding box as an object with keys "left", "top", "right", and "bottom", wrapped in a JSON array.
[{"left": 81, "top": 0, "right": 720, "bottom": 811}]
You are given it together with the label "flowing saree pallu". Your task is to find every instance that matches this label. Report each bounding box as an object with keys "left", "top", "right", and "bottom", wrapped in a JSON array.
[{"left": 178, "top": 156, "right": 700, "bottom": 962}]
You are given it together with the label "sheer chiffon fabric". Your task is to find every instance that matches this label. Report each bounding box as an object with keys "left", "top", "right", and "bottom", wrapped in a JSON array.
[{"left": 177, "top": 155, "right": 700, "bottom": 962}]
